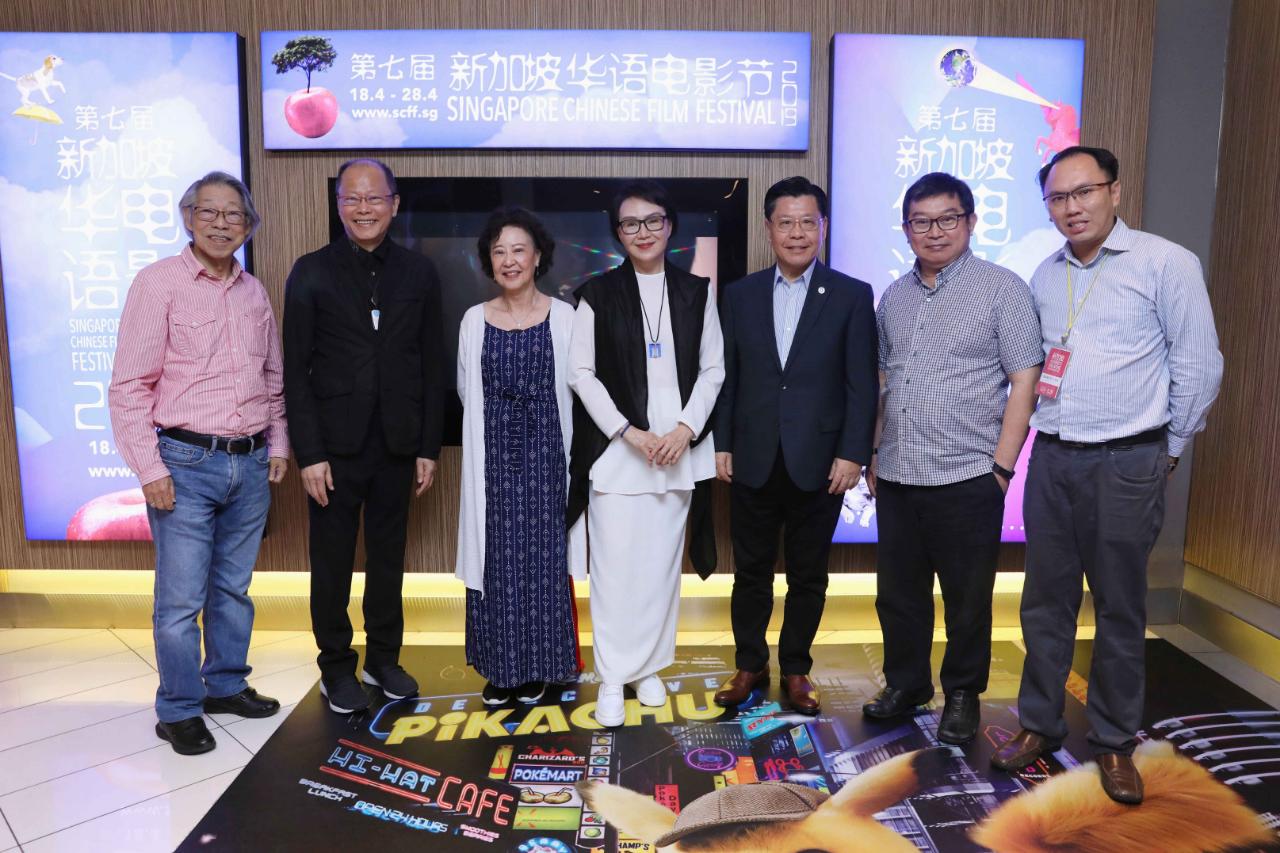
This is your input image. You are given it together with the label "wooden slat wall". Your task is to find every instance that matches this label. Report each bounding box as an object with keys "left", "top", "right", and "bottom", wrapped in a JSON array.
[
  {"left": 1184, "top": 0, "right": 1280, "bottom": 602},
  {"left": 0, "top": 0, "right": 1154, "bottom": 572}
]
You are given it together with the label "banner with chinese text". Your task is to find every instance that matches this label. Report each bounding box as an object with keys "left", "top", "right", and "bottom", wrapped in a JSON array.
[
  {"left": 828, "top": 34, "right": 1084, "bottom": 544},
  {"left": 0, "top": 32, "right": 246, "bottom": 540},
  {"left": 260, "top": 30, "right": 810, "bottom": 150}
]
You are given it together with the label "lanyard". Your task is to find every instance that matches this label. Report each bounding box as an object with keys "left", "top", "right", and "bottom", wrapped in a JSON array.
[{"left": 1062, "top": 251, "right": 1110, "bottom": 345}]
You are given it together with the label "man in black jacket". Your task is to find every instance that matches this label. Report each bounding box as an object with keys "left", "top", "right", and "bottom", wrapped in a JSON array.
[
  {"left": 283, "top": 158, "right": 443, "bottom": 714},
  {"left": 711, "top": 176, "right": 878, "bottom": 715}
]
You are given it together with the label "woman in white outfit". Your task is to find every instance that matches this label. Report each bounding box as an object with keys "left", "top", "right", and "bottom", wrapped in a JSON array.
[{"left": 567, "top": 180, "right": 724, "bottom": 727}]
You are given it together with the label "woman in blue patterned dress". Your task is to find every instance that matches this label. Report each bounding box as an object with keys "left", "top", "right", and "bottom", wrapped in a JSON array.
[{"left": 455, "top": 208, "right": 585, "bottom": 705}]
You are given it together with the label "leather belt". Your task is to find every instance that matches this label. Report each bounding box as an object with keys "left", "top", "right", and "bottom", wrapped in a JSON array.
[
  {"left": 159, "top": 427, "right": 266, "bottom": 455},
  {"left": 1037, "top": 426, "right": 1166, "bottom": 450}
]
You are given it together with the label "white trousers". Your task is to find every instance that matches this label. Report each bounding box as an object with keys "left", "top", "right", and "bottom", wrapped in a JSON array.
[{"left": 586, "top": 489, "right": 691, "bottom": 685}]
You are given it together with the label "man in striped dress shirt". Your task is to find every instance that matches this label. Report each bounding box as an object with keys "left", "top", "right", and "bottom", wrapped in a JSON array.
[
  {"left": 110, "top": 172, "right": 288, "bottom": 755},
  {"left": 991, "top": 146, "right": 1223, "bottom": 804}
]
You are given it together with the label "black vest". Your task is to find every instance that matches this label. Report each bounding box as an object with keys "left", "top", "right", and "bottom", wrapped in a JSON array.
[{"left": 566, "top": 259, "right": 717, "bottom": 576}]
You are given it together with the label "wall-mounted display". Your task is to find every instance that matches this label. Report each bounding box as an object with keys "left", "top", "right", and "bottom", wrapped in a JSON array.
[
  {"left": 327, "top": 176, "right": 750, "bottom": 444},
  {"left": 262, "top": 30, "right": 809, "bottom": 151},
  {"left": 828, "top": 34, "right": 1085, "bottom": 543},
  {"left": 0, "top": 32, "right": 246, "bottom": 540}
]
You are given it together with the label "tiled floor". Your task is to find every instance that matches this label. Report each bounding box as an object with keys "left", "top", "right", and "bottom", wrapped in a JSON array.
[{"left": 0, "top": 624, "right": 1276, "bottom": 852}]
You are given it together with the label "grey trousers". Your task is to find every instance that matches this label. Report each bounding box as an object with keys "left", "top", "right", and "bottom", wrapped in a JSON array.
[{"left": 1017, "top": 432, "right": 1167, "bottom": 754}]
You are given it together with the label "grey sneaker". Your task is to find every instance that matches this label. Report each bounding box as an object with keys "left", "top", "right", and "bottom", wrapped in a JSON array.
[
  {"left": 319, "top": 675, "right": 371, "bottom": 714},
  {"left": 361, "top": 664, "right": 419, "bottom": 700}
]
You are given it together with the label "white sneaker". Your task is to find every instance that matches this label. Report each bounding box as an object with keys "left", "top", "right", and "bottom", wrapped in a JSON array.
[
  {"left": 595, "top": 683, "right": 626, "bottom": 727},
  {"left": 633, "top": 675, "right": 667, "bottom": 707}
]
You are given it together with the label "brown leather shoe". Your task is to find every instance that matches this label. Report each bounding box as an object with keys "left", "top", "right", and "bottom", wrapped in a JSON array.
[
  {"left": 1097, "top": 753, "right": 1144, "bottom": 804},
  {"left": 714, "top": 667, "right": 769, "bottom": 707},
  {"left": 783, "top": 674, "right": 820, "bottom": 716},
  {"left": 990, "top": 728, "right": 1061, "bottom": 771}
]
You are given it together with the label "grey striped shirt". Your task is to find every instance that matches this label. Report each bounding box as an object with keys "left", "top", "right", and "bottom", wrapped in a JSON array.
[
  {"left": 877, "top": 250, "right": 1043, "bottom": 486},
  {"left": 1029, "top": 218, "right": 1223, "bottom": 457},
  {"left": 773, "top": 259, "right": 815, "bottom": 366}
]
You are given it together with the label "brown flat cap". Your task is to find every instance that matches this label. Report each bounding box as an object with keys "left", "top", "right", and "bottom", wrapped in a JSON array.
[{"left": 653, "top": 782, "right": 829, "bottom": 846}]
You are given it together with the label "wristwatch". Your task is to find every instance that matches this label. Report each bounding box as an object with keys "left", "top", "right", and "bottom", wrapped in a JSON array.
[{"left": 992, "top": 461, "right": 1016, "bottom": 480}]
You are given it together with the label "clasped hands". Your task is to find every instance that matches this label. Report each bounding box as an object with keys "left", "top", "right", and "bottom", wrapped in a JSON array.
[{"left": 623, "top": 422, "right": 694, "bottom": 467}]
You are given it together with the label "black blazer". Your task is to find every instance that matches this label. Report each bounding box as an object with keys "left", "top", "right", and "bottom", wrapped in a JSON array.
[
  {"left": 283, "top": 238, "right": 443, "bottom": 468},
  {"left": 712, "top": 261, "right": 878, "bottom": 492}
]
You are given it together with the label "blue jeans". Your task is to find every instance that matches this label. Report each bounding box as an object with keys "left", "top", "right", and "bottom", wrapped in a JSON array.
[{"left": 148, "top": 437, "right": 271, "bottom": 722}]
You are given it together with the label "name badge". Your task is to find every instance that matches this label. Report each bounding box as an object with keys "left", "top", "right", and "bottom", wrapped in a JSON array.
[
  {"left": 1035, "top": 344, "right": 1072, "bottom": 399},
  {"left": 370, "top": 309, "right": 381, "bottom": 331}
]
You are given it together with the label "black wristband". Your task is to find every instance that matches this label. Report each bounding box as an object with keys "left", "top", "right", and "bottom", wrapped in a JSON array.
[{"left": 992, "top": 461, "right": 1016, "bottom": 480}]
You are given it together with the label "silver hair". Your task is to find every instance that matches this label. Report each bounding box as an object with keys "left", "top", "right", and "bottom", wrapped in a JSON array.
[{"left": 178, "top": 171, "right": 261, "bottom": 237}]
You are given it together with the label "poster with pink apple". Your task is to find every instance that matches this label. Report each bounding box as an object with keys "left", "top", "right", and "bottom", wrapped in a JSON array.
[
  {"left": 260, "top": 29, "right": 810, "bottom": 151},
  {"left": 0, "top": 31, "right": 246, "bottom": 540}
]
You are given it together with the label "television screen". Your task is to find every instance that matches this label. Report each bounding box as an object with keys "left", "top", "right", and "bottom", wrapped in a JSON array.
[{"left": 326, "top": 177, "right": 749, "bottom": 444}]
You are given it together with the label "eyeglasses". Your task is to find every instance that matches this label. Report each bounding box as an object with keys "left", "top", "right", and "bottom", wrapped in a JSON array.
[
  {"left": 1043, "top": 181, "right": 1114, "bottom": 208},
  {"left": 770, "top": 216, "right": 822, "bottom": 233},
  {"left": 191, "top": 206, "right": 247, "bottom": 226},
  {"left": 904, "top": 214, "right": 965, "bottom": 234},
  {"left": 337, "top": 194, "right": 395, "bottom": 208},
  {"left": 618, "top": 214, "right": 668, "bottom": 235}
]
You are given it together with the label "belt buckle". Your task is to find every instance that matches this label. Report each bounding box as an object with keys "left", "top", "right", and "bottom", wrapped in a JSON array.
[{"left": 227, "top": 435, "right": 252, "bottom": 454}]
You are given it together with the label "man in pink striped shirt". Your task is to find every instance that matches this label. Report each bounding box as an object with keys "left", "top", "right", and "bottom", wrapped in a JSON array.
[{"left": 109, "top": 171, "right": 288, "bottom": 756}]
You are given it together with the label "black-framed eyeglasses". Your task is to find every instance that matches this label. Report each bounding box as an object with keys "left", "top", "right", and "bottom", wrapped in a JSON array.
[
  {"left": 904, "top": 214, "right": 965, "bottom": 234},
  {"left": 1043, "top": 181, "right": 1114, "bottom": 208},
  {"left": 191, "top": 206, "right": 247, "bottom": 226},
  {"left": 618, "top": 214, "right": 668, "bottom": 235},
  {"left": 337, "top": 193, "right": 396, "bottom": 208}
]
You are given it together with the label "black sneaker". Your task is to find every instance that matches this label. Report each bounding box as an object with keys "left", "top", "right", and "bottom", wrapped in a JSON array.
[
  {"left": 483, "top": 682, "right": 514, "bottom": 706},
  {"left": 516, "top": 681, "right": 546, "bottom": 703},
  {"left": 319, "top": 675, "right": 371, "bottom": 714},
  {"left": 361, "top": 664, "right": 419, "bottom": 700}
]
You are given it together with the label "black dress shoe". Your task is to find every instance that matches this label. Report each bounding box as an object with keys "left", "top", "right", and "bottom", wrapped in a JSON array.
[
  {"left": 203, "top": 687, "right": 281, "bottom": 719},
  {"left": 862, "top": 685, "right": 934, "bottom": 719},
  {"left": 936, "top": 689, "right": 980, "bottom": 744},
  {"left": 156, "top": 716, "right": 216, "bottom": 755}
]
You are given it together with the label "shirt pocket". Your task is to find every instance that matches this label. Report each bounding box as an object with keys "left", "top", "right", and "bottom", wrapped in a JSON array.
[
  {"left": 170, "top": 310, "right": 219, "bottom": 357},
  {"left": 243, "top": 307, "right": 272, "bottom": 358}
]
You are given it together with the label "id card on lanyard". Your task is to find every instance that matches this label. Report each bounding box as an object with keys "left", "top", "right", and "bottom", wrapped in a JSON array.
[{"left": 1036, "top": 253, "right": 1109, "bottom": 399}]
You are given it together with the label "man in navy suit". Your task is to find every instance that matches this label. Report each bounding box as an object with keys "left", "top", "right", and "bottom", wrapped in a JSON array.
[{"left": 711, "top": 176, "right": 878, "bottom": 714}]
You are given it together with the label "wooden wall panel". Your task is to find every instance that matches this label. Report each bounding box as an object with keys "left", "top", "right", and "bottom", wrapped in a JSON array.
[
  {"left": 0, "top": 0, "right": 1154, "bottom": 572},
  {"left": 1184, "top": 0, "right": 1280, "bottom": 602}
]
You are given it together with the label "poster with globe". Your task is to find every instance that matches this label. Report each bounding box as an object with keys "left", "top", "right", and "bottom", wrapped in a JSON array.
[
  {"left": 827, "top": 34, "right": 1084, "bottom": 544},
  {"left": 0, "top": 32, "right": 245, "bottom": 540}
]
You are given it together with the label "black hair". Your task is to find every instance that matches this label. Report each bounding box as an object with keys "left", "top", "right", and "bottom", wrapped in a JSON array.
[
  {"left": 764, "top": 176, "right": 829, "bottom": 219},
  {"left": 901, "top": 172, "right": 975, "bottom": 221},
  {"left": 476, "top": 207, "right": 555, "bottom": 280},
  {"left": 336, "top": 157, "right": 398, "bottom": 196},
  {"left": 1037, "top": 145, "right": 1120, "bottom": 190},
  {"left": 609, "top": 179, "right": 678, "bottom": 238}
]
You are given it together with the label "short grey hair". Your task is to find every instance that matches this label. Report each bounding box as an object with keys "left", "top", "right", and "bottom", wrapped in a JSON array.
[{"left": 178, "top": 171, "right": 261, "bottom": 237}]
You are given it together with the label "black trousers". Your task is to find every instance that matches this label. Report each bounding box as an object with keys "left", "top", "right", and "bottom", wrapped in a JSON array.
[
  {"left": 308, "top": 423, "right": 415, "bottom": 681},
  {"left": 875, "top": 473, "right": 1005, "bottom": 695},
  {"left": 1018, "top": 433, "right": 1166, "bottom": 755},
  {"left": 729, "top": 450, "right": 843, "bottom": 675}
]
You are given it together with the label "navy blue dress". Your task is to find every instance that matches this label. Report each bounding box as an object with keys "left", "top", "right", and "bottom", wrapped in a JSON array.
[{"left": 465, "top": 316, "right": 578, "bottom": 688}]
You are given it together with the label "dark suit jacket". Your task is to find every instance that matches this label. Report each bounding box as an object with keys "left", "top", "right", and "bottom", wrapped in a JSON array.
[
  {"left": 283, "top": 238, "right": 443, "bottom": 468},
  {"left": 712, "top": 261, "right": 878, "bottom": 492}
]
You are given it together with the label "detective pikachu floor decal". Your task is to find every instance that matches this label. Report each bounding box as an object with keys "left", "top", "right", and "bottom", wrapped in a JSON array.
[
  {"left": 579, "top": 743, "right": 1272, "bottom": 853},
  {"left": 180, "top": 642, "right": 1280, "bottom": 851}
]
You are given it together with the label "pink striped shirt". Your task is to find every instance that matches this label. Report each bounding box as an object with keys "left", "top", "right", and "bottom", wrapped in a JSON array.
[{"left": 109, "top": 245, "right": 289, "bottom": 486}]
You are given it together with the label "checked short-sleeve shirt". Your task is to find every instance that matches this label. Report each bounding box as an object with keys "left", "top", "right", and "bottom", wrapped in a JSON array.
[{"left": 876, "top": 250, "right": 1042, "bottom": 486}]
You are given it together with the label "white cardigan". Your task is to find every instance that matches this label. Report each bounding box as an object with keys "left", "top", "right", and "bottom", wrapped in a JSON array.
[{"left": 454, "top": 299, "right": 587, "bottom": 593}]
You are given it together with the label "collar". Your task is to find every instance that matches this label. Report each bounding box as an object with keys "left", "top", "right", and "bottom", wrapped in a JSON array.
[
  {"left": 1062, "top": 216, "right": 1134, "bottom": 267},
  {"left": 181, "top": 243, "right": 242, "bottom": 284},
  {"left": 350, "top": 236, "right": 391, "bottom": 263},
  {"left": 912, "top": 248, "right": 973, "bottom": 290},
  {"left": 774, "top": 258, "right": 817, "bottom": 289}
]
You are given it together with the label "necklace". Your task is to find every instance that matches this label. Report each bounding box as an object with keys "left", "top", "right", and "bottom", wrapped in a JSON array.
[
  {"left": 503, "top": 293, "right": 540, "bottom": 329},
  {"left": 639, "top": 275, "right": 666, "bottom": 358}
]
